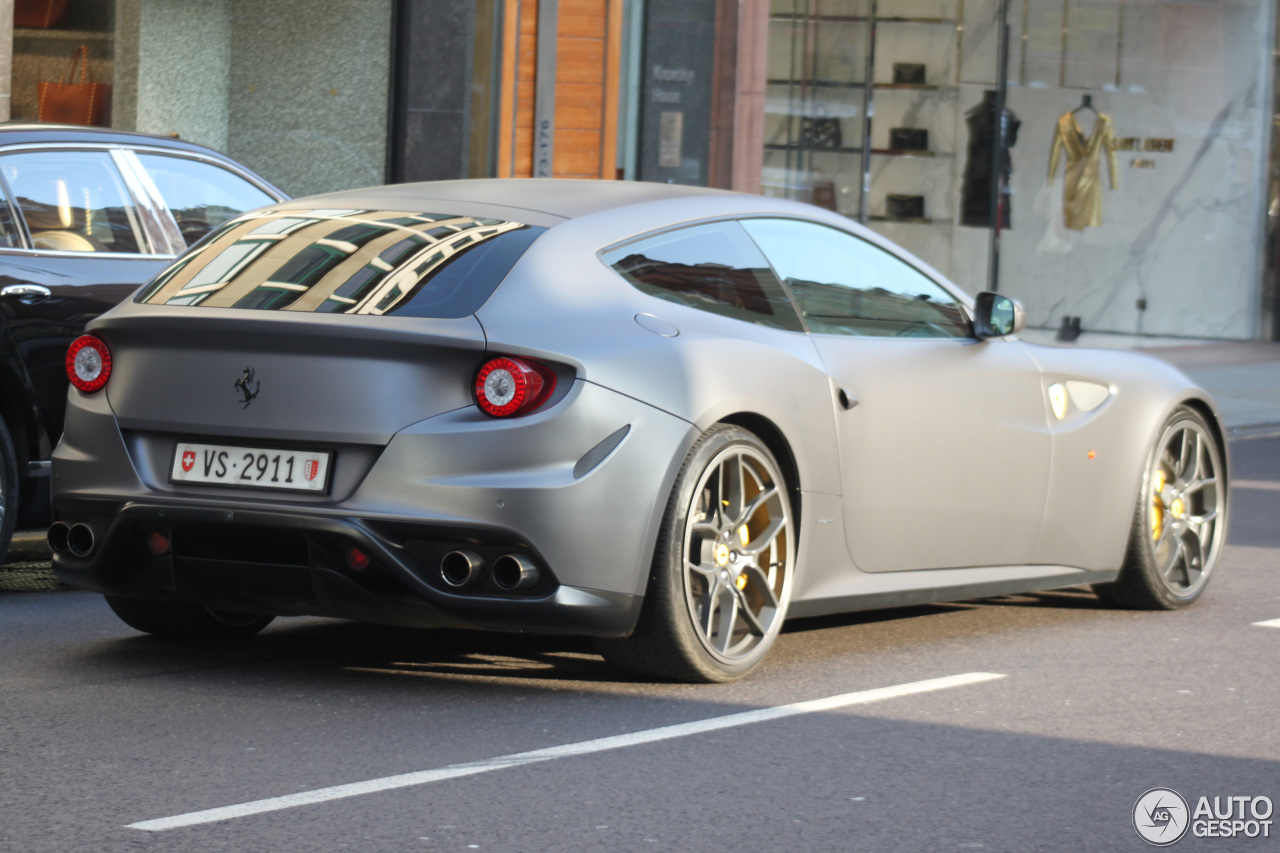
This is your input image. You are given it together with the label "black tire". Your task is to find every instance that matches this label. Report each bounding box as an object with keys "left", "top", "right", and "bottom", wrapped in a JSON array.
[
  {"left": 597, "top": 425, "right": 796, "bottom": 682},
  {"left": 1093, "top": 406, "right": 1227, "bottom": 610},
  {"left": 105, "top": 595, "right": 275, "bottom": 639},
  {"left": 0, "top": 417, "right": 18, "bottom": 568}
]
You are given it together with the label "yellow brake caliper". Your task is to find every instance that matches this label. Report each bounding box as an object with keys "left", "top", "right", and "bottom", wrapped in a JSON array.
[
  {"left": 735, "top": 524, "right": 750, "bottom": 590},
  {"left": 1151, "top": 469, "right": 1166, "bottom": 540}
]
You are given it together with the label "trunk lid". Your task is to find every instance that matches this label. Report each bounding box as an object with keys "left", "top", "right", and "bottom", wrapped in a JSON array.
[{"left": 96, "top": 307, "right": 486, "bottom": 446}]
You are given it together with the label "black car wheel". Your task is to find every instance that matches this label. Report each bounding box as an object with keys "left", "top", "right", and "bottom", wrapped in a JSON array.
[
  {"left": 598, "top": 425, "right": 796, "bottom": 682},
  {"left": 0, "top": 418, "right": 18, "bottom": 566},
  {"left": 1094, "top": 406, "right": 1226, "bottom": 609},
  {"left": 105, "top": 595, "right": 275, "bottom": 639}
]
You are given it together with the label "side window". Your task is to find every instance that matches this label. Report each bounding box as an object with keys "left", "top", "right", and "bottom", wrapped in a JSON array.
[
  {"left": 135, "top": 153, "right": 276, "bottom": 247},
  {"left": 741, "top": 218, "right": 972, "bottom": 338},
  {"left": 0, "top": 150, "right": 146, "bottom": 254},
  {"left": 602, "top": 220, "right": 803, "bottom": 332}
]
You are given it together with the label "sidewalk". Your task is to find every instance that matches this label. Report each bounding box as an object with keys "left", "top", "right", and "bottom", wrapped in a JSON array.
[{"left": 1020, "top": 329, "right": 1280, "bottom": 437}]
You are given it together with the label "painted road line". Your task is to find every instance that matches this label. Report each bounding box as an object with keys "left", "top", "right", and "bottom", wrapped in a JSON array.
[
  {"left": 1232, "top": 479, "right": 1280, "bottom": 492},
  {"left": 127, "top": 671, "right": 1006, "bottom": 832},
  {"left": 1253, "top": 618, "right": 1280, "bottom": 629}
]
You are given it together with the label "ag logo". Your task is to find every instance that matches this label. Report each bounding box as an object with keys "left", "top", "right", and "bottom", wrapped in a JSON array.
[
  {"left": 181, "top": 450, "right": 195, "bottom": 472},
  {"left": 1134, "top": 788, "right": 1190, "bottom": 846}
]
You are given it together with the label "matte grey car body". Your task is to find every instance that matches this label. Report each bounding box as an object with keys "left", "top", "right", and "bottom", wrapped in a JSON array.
[{"left": 50, "top": 179, "right": 1229, "bottom": 680}]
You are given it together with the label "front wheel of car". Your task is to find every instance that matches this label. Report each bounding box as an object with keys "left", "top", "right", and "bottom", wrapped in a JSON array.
[
  {"left": 1094, "top": 406, "right": 1227, "bottom": 610},
  {"left": 105, "top": 595, "right": 275, "bottom": 639},
  {"left": 597, "top": 425, "right": 796, "bottom": 682}
]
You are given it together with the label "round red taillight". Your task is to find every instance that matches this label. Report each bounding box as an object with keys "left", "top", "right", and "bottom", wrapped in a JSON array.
[
  {"left": 66, "top": 335, "right": 112, "bottom": 393},
  {"left": 474, "top": 356, "right": 556, "bottom": 418}
]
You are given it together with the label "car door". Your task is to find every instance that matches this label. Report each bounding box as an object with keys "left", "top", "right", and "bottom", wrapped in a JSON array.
[
  {"left": 741, "top": 217, "right": 1051, "bottom": 573},
  {"left": 0, "top": 147, "right": 177, "bottom": 445},
  {"left": 0, "top": 145, "right": 281, "bottom": 446}
]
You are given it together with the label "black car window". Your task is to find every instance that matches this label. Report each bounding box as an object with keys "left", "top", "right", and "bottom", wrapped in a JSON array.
[
  {"left": 0, "top": 150, "right": 145, "bottom": 254},
  {"left": 602, "top": 220, "right": 803, "bottom": 332},
  {"left": 741, "top": 218, "right": 971, "bottom": 338},
  {"left": 135, "top": 208, "right": 544, "bottom": 318},
  {"left": 135, "top": 153, "right": 276, "bottom": 247}
]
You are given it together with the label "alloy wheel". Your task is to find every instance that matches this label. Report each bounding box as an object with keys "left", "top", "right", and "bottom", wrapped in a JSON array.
[
  {"left": 682, "top": 445, "right": 794, "bottom": 664},
  {"left": 1146, "top": 418, "right": 1224, "bottom": 598}
]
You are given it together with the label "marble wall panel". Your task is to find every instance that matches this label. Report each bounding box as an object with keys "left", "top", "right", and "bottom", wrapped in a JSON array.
[
  {"left": 226, "top": 0, "right": 392, "bottom": 197},
  {"left": 1061, "top": 0, "right": 1120, "bottom": 90},
  {"left": 133, "top": 0, "right": 232, "bottom": 149}
]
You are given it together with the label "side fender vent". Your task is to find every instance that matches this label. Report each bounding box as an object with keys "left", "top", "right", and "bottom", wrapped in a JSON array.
[{"left": 573, "top": 425, "right": 631, "bottom": 480}]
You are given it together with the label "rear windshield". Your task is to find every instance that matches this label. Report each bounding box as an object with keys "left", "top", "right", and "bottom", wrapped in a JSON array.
[{"left": 135, "top": 208, "right": 545, "bottom": 317}]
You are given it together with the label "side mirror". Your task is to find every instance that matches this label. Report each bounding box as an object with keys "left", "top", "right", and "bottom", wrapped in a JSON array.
[{"left": 973, "top": 291, "right": 1025, "bottom": 339}]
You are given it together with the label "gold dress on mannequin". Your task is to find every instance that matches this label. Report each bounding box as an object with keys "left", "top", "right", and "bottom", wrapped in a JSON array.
[{"left": 1047, "top": 112, "right": 1119, "bottom": 231}]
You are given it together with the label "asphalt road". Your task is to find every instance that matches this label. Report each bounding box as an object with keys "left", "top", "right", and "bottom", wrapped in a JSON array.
[{"left": 1, "top": 438, "right": 1278, "bottom": 852}]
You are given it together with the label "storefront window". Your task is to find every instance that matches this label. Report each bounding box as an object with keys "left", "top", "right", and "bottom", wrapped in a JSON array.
[
  {"left": 12, "top": 0, "right": 115, "bottom": 126},
  {"left": 762, "top": 0, "right": 1274, "bottom": 339},
  {"left": 997, "top": 0, "right": 1271, "bottom": 339}
]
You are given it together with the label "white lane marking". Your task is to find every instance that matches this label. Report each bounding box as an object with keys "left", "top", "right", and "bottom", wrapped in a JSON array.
[
  {"left": 1252, "top": 618, "right": 1280, "bottom": 629},
  {"left": 127, "top": 671, "right": 1005, "bottom": 832},
  {"left": 1232, "top": 479, "right": 1280, "bottom": 492}
]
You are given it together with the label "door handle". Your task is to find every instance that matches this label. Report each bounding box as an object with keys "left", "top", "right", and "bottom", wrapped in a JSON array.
[
  {"left": 837, "top": 387, "right": 859, "bottom": 410},
  {"left": 1, "top": 284, "right": 51, "bottom": 299}
]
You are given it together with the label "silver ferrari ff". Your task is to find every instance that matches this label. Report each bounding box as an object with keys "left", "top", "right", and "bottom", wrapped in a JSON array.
[{"left": 50, "top": 180, "right": 1229, "bottom": 682}]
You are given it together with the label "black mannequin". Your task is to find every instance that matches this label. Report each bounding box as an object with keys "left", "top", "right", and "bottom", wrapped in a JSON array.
[{"left": 961, "top": 90, "right": 1021, "bottom": 228}]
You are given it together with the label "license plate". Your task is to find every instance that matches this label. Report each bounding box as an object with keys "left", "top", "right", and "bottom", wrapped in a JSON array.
[{"left": 170, "top": 442, "right": 332, "bottom": 493}]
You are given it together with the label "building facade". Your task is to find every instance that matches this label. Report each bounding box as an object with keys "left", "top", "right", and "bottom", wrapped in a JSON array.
[{"left": 2, "top": 0, "right": 1276, "bottom": 339}]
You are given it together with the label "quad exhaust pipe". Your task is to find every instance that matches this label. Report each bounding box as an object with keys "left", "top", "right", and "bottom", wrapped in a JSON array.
[
  {"left": 65, "top": 523, "right": 96, "bottom": 558},
  {"left": 440, "top": 550, "right": 485, "bottom": 588},
  {"left": 492, "top": 554, "right": 539, "bottom": 591},
  {"left": 439, "top": 550, "right": 542, "bottom": 591},
  {"left": 47, "top": 521, "right": 70, "bottom": 554},
  {"left": 48, "top": 521, "right": 96, "bottom": 558}
]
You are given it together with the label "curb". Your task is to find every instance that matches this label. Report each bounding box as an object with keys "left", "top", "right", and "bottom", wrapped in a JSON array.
[{"left": 7, "top": 529, "right": 52, "bottom": 563}]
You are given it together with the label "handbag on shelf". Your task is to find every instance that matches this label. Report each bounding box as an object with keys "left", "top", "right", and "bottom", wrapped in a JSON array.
[
  {"left": 15, "top": 0, "right": 69, "bottom": 28},
  {"left": 799, "top": 105, "right": 842, "bottom": 149},
  {"left": 889, "top": 127, "right": 929, "bottom": 151},
  {"left": 886, "top": 194, "right": 926, "bottom": 220},
  {"left": 811, "top": 178, "right": 837, "bottom": 211},
  {"left": 37, "top": 45, "right": 111, "bottom": 127},
  {"left": 892, "top": 63, "right": 926, "bottom": 85}
]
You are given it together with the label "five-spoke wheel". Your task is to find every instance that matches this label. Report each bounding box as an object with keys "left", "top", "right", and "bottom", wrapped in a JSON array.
[
  {"left": 597, "top": 425, "right": 795, "bottom": 681},
  {"left": 1095, "top": 407, "right": 1226, "bottom": 609},
  {"left": 682, "top": 442, "right": 793, "bottom": 666}
]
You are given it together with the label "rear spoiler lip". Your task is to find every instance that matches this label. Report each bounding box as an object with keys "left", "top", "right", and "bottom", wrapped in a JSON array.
[{"left": 88, "top": 303, "right": 489, "bottom": 351}]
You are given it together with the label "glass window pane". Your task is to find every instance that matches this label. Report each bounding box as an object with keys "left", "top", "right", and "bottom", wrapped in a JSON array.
[
  {"left": 0, "top": 150, "right": 145, "bottom": 254},
  {"left": 136, "top": 154, "right": 276, "bottom": 247},
  {"left": 136, "top": 208, "right": 544, "bottom": 318},
  {"left": 742, "top": 218, "right": 970, "bottom": 338},
  {"left": 603, "top": 220, "right": 804, "bottom": 332}
]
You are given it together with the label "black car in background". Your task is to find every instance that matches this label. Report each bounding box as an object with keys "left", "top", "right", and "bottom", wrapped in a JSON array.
[{"left": 0, "top": 124, "right": 285, "bottom": 564}]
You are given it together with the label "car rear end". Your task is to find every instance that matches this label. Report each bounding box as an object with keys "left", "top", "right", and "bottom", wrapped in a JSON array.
[{"left": 50, "top": 203, "right": 695, "bottom": 637}]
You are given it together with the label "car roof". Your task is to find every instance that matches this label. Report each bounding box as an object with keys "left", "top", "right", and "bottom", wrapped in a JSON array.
[
  {"left": 0, "top": 122, "right": 231, "bottom": 157},
  {"left": 268, "top": 179, "right": 744, "bottom": 225}
]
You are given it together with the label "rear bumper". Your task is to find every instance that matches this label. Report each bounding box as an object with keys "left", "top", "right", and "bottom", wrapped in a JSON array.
[
  {"left": 52, "top": 498, "right": 643, "bottom": 637},
  {"left": 52, "top": 378, "right": 698, "bottom": 637}
]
